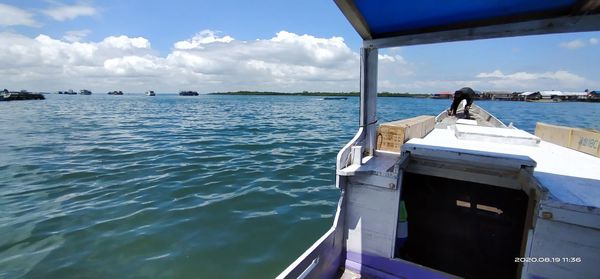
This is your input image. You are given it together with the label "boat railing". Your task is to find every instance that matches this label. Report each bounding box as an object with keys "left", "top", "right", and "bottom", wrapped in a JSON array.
[
  {"left": 277, "top": 195, "right": 346, "bottom": 279},
  {"left": 336, "top": 128, "right": 365, "bottom": 175}
]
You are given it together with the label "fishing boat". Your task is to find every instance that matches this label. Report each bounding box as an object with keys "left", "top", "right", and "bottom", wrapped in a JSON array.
[
  {"left": 61, "top": 89, "right": 77, "bottom": 95},
  {"left": 0, "top": 90, "right": 45, "bottom": 101},
  {"left": 430, "top": 92, "right": 452, "bottom": 99},
  {"left": 278, "top": 1, "right": 600, "bottom": 279},
  {"left": 146, "top": 90, "right": 156, "bottom": 96},
  {"left": 79, "top": 89, "right": 92, "bottom": 95},
  {"left": 108, "top": 90, "right": 124, "bottom": 95},
  {"left": 179, "top": 91, "right": 199, "bottom": 96}
]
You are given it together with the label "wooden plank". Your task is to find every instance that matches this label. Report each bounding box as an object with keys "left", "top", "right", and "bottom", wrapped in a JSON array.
[
  {"left": 535, "top": 122, "right": 600, "bottom": 157},
  {"left": 568, "top": 129, "right": 600, "bottom": 157},
  {"left": 535, "top": 122, "right": 571, "bottom": 147},
  {"left": 376, "top": 115, "right": 435, "bottom": 152}
]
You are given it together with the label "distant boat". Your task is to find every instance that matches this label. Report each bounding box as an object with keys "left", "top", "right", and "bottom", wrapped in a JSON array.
[
  {"left": 60, "top": 89, "right": 77, "bottom": 95},
  {"left": 108, "top": 91, "right": 124, "bottom": 95},
  {"left": 1, "top": 90, "right": 45, "bottom": 101},
  {"left": 146, "top": 90, "right": 156, "bottom": 96},
  {"left": 526, "top": 98, "right": 562, "bottom": 103},
  {"left": 323, "top": 97, "right": 348, "bottom": 100},
  {"left": 179, "top": 91, "right": 199, "bottom": 96},
  {"left": 431, "top": 91, "right": 453, "bottom": 99},
  {"left": 79, "top": 89, "right": 92, "bottom": 95}
]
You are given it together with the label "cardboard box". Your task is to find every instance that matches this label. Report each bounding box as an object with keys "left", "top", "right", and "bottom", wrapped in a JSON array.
[
  {"left": 535, "top": 122, "right": 600, "bottom": 157},
  {"left": 376, "top": 115, "right": 435, "bottom": 152}
]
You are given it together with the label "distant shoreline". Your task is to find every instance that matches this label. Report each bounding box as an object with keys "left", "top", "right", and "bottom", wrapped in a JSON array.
[{"left": 209, "top": 91, "right": 430, "bottom": 98}]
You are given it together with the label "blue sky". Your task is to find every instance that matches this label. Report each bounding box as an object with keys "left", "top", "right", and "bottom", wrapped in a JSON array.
[{"left": 1, "top": 0, "right": 599, "bottom": 93}]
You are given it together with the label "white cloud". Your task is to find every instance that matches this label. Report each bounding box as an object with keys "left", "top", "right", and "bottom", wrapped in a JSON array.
[
  {"left": 559, "top": 37, "right": 599, "bottom": 49},
  {"left": 378, "top": 54, "right": 406, "bottom": 64},
  {"left": 476, "top": 70, "right": 504, "bottom": 79},
  {"left": 377, "top": 54, "right": 414, "bottom": 92},
  {"left": 476, "top": 70, "right": 591, "bottom": 91},
  {"left": 42, "top": 3, "right": 96, "bottom": 21},
  {"left": 0, "top": 4, "right": 38, "bottom": 27},
  {"left": 103, "top": 55, "right": 164, "bottom": 76},
  {"left": 0, "top": 30, "right": 363, "bottom": 93},
  {"left": 100, "top": 36, "right": 151, "bottom": 50},
  {"left": 63, "top": 29, "right": 91, "bottom": 42},
  {"left": 559, "top": 39, "right": 586, "bottom": 49},
  {"left": 166, "top": 30, "right": 359, "bottom": 89},
  {"left": 174, "top": 30, "right": 234, "bottom": 50}
]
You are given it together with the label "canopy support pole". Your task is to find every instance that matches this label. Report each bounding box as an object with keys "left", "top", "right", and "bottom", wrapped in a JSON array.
[{"left": 360, "top": 47, "right": 378, "bottom": 155}]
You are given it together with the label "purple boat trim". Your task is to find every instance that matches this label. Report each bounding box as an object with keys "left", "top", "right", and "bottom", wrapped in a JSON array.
[{"left": 345, "top": 251, "right": 457, "bottom": 279}]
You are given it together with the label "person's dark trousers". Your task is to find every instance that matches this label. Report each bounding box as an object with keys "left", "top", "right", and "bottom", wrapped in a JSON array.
[{"left": 450, "top": 95, "right": 464, "bottom": 115}]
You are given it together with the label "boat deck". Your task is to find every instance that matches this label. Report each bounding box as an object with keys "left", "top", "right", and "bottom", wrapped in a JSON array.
[{"left": 405, "top": 123, "right": 600, "bottom": 209}]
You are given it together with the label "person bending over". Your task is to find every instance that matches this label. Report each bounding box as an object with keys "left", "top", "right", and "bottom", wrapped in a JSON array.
[{"left": 448, "top": 87, "right": 476, "bottom": 117}]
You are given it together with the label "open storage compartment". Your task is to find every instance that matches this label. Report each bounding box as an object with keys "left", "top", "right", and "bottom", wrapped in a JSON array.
[{"left": 397, "top": 172, "right": 529, "bottom": 279}]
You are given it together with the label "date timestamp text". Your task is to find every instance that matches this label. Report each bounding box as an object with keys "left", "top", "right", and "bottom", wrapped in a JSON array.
[{"left": 515, "top": 257, "right": 582, "bottom": 263}]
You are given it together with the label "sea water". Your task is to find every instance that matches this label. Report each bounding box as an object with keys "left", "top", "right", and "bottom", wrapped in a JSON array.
[{"left": 1, "top": 94, "right": 598, "bottom": 278}]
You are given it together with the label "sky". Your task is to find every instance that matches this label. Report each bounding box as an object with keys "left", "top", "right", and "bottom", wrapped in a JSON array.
[{"left": 0, "top": 0, "right": 599, "bottom": 93}]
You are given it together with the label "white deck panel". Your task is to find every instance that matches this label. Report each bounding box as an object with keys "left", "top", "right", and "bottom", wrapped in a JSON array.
[
  {"left": 405, "top": 127, "right": 600, "bottom": 208},
  {"left": 455, "top": 124, "right": 540, "bottom": 146},
  {"left": 455, "top": 119, "right": 478, "bottom": 125}
]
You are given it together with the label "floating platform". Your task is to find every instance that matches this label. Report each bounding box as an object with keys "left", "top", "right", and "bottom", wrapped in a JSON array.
[{"left": 0, "top": 92, "right": 45, "bottom": 101}]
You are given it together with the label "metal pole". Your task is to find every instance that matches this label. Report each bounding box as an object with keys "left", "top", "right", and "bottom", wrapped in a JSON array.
[{"left": 360, "top": 47, "right": 378, "bottom": 154}]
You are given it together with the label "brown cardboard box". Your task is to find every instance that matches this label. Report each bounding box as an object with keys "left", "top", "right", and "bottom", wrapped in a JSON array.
[
  {"left": 376, "top": 115, "right": 435, "bottom": 152},
  {"left": 535, "top": 122, "right": 600, "bottom": 157}
]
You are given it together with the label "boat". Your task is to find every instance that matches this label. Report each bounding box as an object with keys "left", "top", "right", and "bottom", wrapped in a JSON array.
[
  {"left": 79, "top": 89, "right": 92, "bottom": 95},
  {"left": 146, "top": 90, "right": 156, "bottom": 96},
  {"left": 0, "top": 90, "right": 45, "bottom": 101},
  {"left": 278, "top": 1, "right": 600, "bottom": 279},
  {"left": 323, "top": 97, "right": 348, "bottom": 100},
  {"left": 107, "top": 90, "right": 123, "bottom": 95},
  {"left": 430, "top": 91, "right": 452, "bottom": 99},
  {"left": 526, "top": 99, "right": 562, "bottom": 103},
  {"left": 179, "top": 91, "right": 199, "bottom": 96}
]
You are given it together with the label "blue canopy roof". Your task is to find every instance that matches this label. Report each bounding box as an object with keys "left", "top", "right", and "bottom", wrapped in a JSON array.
[{"left": 335, "top": 0, "right": 600, "bottom": 47}]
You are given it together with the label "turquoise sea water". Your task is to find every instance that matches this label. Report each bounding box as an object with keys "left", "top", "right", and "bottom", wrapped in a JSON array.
[{"left": 1, "top": 94, "right": 599, "bottom": 278}]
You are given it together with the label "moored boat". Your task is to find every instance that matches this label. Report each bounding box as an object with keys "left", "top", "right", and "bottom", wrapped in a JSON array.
[
  {"left": 430, "top": 91, "right": 452, "bottom": 99},
  {"left": 278, "top": 1, "right": 600, "bottom": 279},
  {"left": 0, "top": 90, "right": 45, "bottom": 101},
  {"left": 59, "top": 89, "right": 77, "bottom": 95},
  {"left": 179, "top": 91, "right": 199, "bottom": 96}
]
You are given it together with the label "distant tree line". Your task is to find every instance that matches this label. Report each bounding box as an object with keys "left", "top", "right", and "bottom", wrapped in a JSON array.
[{"left": 209, "top": 91, "right": 430, "bottom": 97}]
